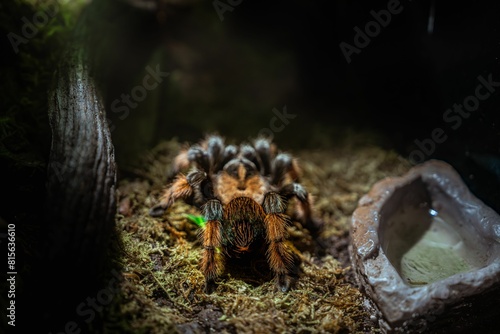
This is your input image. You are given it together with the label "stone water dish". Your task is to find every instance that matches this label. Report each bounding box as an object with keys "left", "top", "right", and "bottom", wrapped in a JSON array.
[{"left": 349, "top": 160, "right": 500, "bottom": 332}]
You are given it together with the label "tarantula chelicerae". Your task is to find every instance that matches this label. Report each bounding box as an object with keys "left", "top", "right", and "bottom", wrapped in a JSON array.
[{"left": 150, "top": 135, "right": 322, "bottom": 293}]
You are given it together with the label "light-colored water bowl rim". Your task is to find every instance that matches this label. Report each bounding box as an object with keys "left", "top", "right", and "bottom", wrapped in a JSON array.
[{"left": 350, "top": 159, "right": 500, "bottom": 327}]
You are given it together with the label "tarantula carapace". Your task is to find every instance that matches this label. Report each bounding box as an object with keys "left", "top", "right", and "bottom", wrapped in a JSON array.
[{"left": 149, "top": 134, "right": 322, "bottom": 293}]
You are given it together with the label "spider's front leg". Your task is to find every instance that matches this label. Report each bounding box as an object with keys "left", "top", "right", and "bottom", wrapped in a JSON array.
[
  {"left": 200, "top": 199, "right": 224, "bottom": 293},
  {"left": 262, "top": 192, "right": 299, "bottom": 292},
  {"left": 280, "top": 183, "right": 323, "bottom": 236},
  {"left": 149, "top": 170, "right": 206, "bottom": 217}
]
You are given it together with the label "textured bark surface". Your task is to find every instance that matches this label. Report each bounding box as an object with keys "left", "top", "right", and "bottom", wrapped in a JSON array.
[
  {"left": 46, "top": 44, "right": 116, "bottom": 269},
  {"left": 33, "top": 2, "right": 117, "bottom": 330}
]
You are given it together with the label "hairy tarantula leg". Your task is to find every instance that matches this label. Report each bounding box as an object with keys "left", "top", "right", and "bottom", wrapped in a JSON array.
[
  {"left": 200, "top": 199, "right": 224, "bottom": 293},
  {"left": 262, "top": 192, "right": 298, "bottom": 292},
  {"left": 254, "top": 138, "right": 272, "bottom": 175},
  {"left": 217, "top": 144, "right": 238, "bottom": 172},
  {"left": 205, "top": 135, "right": 225, "bottom": 171},
  {"left": 240, "top": 144, "right": 263, "bottom": 172},
  {"left": 149, "top": 170, "right": 206, "bottom": 217},
  {"left": 187, "top": 146, "right": 210, "bottom": 172},
  {"left": 271, "top": 153, "right": 301, "bottom": 186},
  {"left": 279, "top": 183, "right": 324, "bottom": 236}
]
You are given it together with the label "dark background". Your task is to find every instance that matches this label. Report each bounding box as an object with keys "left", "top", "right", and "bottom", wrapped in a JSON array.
[
  {"left": 105, "top": 0, "right": 499, "bottom": 211},
  {"left": 2, "top": 0, "right": 500, "bottom": 332},
  {"left": 222, "top": 0, "right": 500, "bottom": 211},
  {"left": 2, "top": 0, "right": 500, "bottom": 245},
  {"left": 2, "top": 0, "right": 500, "bottom": 247},
  {"left": 231, "top": 0, "right": 500, "bottom": 152}
]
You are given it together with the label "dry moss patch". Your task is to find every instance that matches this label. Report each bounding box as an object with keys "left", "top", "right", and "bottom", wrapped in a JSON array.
[{"left": 111, "top": 136, "right": 410, "bottom": 333}]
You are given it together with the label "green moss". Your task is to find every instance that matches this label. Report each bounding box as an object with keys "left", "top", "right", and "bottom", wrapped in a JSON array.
[{"left": 108, "top": 136, "right": 409, "bottom": 333}]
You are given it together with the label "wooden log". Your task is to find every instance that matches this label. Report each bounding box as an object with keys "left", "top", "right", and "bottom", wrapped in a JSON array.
[{"left": 26, "top": 1, "right": 118, "bottom": 331}]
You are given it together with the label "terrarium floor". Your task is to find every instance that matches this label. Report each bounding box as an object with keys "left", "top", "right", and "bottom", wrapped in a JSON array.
[{"left": 109, "top": 134, "right": 410, "bottom": 334}]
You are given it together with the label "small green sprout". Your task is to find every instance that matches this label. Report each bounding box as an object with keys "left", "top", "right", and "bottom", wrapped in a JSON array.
[{"left": 183, "top": 214, "right": 206, "bottom": 228}]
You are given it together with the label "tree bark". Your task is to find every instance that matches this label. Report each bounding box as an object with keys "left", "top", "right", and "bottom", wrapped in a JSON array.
[
  {"left": 29, "top": 1, "right": 118, "bottom": 330},
  {"left": 45, "top": 35, "right": 117, "bottom": 272}
]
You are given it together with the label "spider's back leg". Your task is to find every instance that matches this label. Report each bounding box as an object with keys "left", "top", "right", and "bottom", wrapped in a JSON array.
[
  {"left": 187, "top": 146, "right": 210, "bottom": 172},
  {"left": 218, "top": 144, "right": 238, "bottom": 171},
  {"left": 205, "top": 135, "right": 225, "bottom": 170},
  {"left": 271, "top": 153, "right": 301, "bottom": 186},
  {"left": 254, "top": 138, "right": 272, "bottom": 175},
  {"left": 240, "top": 144, "right": 263, "bottom": 173}
]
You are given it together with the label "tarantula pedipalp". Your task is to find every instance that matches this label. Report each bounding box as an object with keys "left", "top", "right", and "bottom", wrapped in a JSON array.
[{"left": 150, "top": 135, "right": 322, "bottom": 293}]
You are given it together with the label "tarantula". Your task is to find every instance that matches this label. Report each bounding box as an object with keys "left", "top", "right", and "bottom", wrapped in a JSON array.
[{"left": 150, "top": 134, "right": 322, "bottom": 293}]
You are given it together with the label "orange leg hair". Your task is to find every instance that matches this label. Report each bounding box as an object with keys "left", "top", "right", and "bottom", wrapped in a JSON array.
[
  {"left": 149, "top": 174, "right": 193, "bottom": 216},
  {"left": 262, "top": 192, "right": 297, "bottom": 292},
  {"left": 149, "top": 170, "right": 206, "bottom": 217},
  {"left": 200, "top": 199, "right": 224, "bottom": 293}
]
